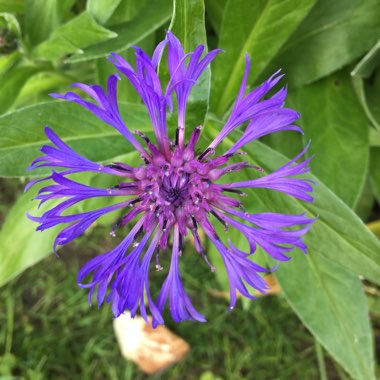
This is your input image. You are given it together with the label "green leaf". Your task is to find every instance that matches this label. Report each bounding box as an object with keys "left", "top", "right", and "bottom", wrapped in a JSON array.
[
  {"left": 276, "top": 253, "right": 375, "bottom": 380},
  {"left": 87, "top": 0, "right": 123, "bottom": 25},
  {"left": 370, "top": 147, "right": 380, "bottom": 204},
  {"left": 0, "top": 186, "right": 61, "bottom": 287},
  {"left": 266, "top": 0, "right": 380, "bottom": 88},
  {"left": 204, "top": 123, "right": 380, "bottom": 286},
  {"left": 210, "top": 0, "right": 316, "bottom": 115},
  {"left": 65, "top": 0, "right": 172, "bottom": 63},
  {"left": 0, "top": 101, "right": 151, "bottom": 177},
  {"left": 296, "top": 71, "right": 369, "bottom": 207},
  {"left": 33, "top": 11, "right": 117, "bottom": 60},
  {"left": 0, "top": 0, "right": 24, "bottom": 13},
  {"left": 169, "top": 0, "right": 210, "bottom": 128},
  {"left": 0, "top": 65, "right": 39, "bottom": 114},
  {"left": 25, "top": 0, "right": 61, "bottom": 46}
]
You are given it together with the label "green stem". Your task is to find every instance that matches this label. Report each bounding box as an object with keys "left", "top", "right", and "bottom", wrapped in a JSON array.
[
  {"left": 315, "top": 339, "right": 328, "bottom": 380},
  {"left": 5, "top": 293, "right": 14, "bottom": 354}
]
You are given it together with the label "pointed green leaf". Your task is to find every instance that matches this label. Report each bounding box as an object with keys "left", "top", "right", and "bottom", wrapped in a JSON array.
[
  {"left": 33, "top": 11, "right": 117, "bottom": 60},
  {"left": 65, "top": 0, "right": 172, "bottom": 63}
]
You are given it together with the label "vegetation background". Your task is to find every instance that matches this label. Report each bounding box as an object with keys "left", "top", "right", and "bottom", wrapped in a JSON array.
[{"left": 0, "top": 0, "right": 380, "bottom": 379}]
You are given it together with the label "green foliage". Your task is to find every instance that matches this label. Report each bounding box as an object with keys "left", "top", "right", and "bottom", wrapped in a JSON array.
[
  {"left": 265, "top": 0, "right": 380, "bottom": 87},
  {"left": 25, "top": 0, "right": 62, "bottom": 46},
  {"left": 205, "top": 125, "right": 380, "bottom": 379},
  {"left": 66, "top": 0, "right": 172, "bottom": 63},
  {"left": 0, "top": 186, "right": 61, "bottom": 287},
  {"left": 370, "top": 148, "right": 380, "bottom": 204},
  {"left": 0, "top": 66, "right": 39, "bottom": 114},
  {"left": 0, "top": 0, "right": 24, "bottom": 13},
  {"left": 210, "top": 0, "right": 316, "bottom": 115},
  {"left": 204, "top": 0, "right": 226, "bottom": 35},
  {"left": 277, "top": 253, "right": 374, "bottom": 380},
  {"left": 0, "top": 102, "right": 151, "bottom": 177},
  {"left": 106, "top": 0, "right": 148, "bottom": 26},
  {"left": 296, "top": 70, "right": 369, "bottom": 207},
  {"left": 0, "top": 0, "right": 379, "bottom": 378},
  {"left": 351, "top": 39, "right": 380, "bottom": 132},
  {"left": 86, "top": 0, "right": 123, "bottom": 25},
  {"left": 33, "top": 11, "right": 117, "bottom": 60}
]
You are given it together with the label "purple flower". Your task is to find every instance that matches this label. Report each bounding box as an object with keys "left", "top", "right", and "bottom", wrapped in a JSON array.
[{"left": 28, "top": 32, "right": 315, "bottom": 326}]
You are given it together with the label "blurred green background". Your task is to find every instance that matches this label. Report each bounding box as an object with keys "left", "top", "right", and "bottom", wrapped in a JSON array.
[{"left": 0, "top": 0, "right": 380, "bottom": 379}]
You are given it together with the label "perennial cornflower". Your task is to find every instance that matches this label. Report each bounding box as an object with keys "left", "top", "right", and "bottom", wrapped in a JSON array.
[{"left": 28, "top": 32, "right": 314, "bottom": 326}]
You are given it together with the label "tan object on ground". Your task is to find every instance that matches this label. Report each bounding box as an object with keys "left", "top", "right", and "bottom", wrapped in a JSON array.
[
  {"left": 263, "top": 274, "right": 281, "bottom": 295},
  {"left": 113, "top": 313, "right": 190, "bottom": 374},
  {"left": 209, "top": 274, "right": 281, "bottom": 299}
]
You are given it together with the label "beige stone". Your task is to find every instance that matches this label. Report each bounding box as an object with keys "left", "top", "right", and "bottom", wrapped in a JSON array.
[{"left": 113, "top": 313, "right": 190, "bottom": 374}]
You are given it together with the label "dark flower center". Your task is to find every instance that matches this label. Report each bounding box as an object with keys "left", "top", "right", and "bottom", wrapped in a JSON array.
[{"left": 160, "top": 174, "right": 189, "bottom": 205}]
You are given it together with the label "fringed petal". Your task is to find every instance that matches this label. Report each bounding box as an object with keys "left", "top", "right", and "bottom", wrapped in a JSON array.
[
  {"left": 201, "top": 221, "right": 270, "bottom": 309},
  {"left": 208, "top": 54, "right": 290, "bottom": 150},
  {"left": 50, "top": 75, "right": 147, "bottom": 157},
  {"left": 152, "top": 224, "right": 206, "bottom": 327},
  {"left": 224, "top": 143, "right": 314, "bottom": 202}
]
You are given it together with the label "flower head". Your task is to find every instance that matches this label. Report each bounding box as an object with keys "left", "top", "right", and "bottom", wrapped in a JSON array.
[{"left": 28, "top": 32, "right": 314, "bottom": 326}]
